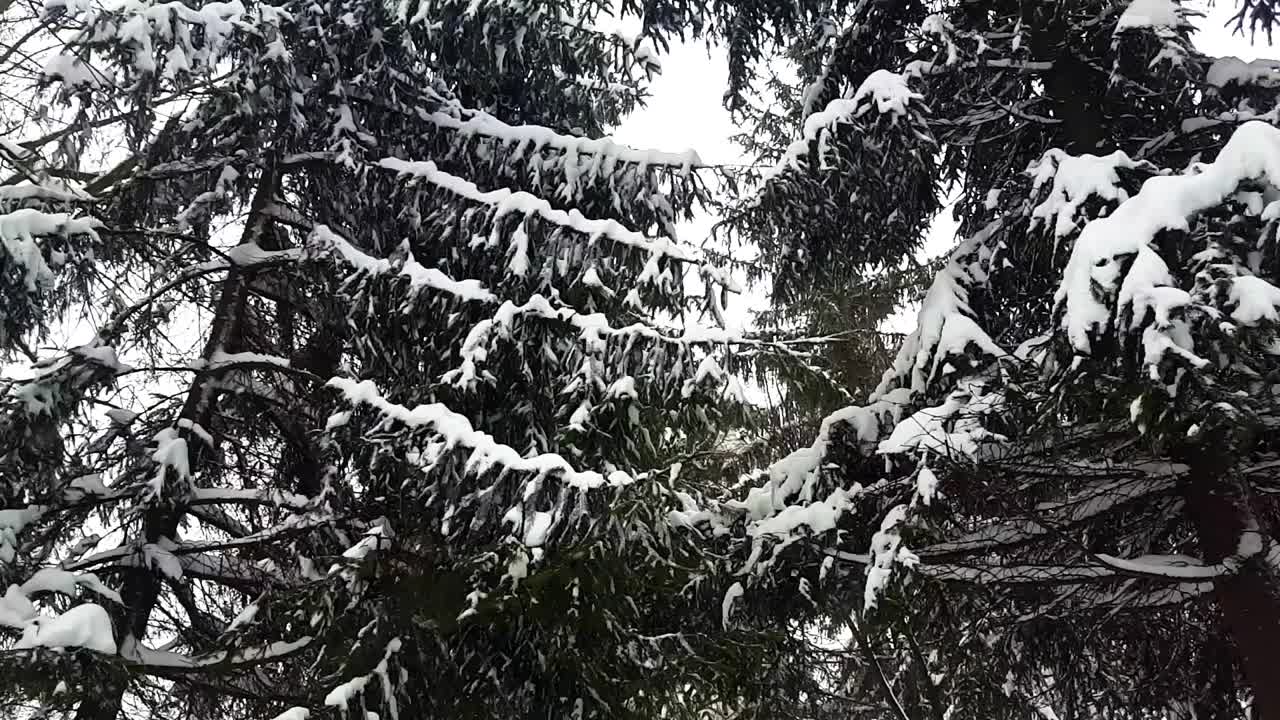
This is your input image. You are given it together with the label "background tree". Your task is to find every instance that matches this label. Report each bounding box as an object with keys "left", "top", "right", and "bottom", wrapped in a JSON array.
[
  {"left": 676, "top": 2, "right": 1280, "bottom": 719},
  {"left": 0, "top": 0, "right": 838, "bottom": 716}
]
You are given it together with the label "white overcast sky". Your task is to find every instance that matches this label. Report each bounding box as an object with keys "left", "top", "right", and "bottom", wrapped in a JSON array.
[{"left": 612, "top": 1, "right": 1271, "bottom": 329}]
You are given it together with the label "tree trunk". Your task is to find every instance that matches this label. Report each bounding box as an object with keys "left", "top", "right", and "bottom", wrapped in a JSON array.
[
  {"left": 77, "top": 161, "right": 281, "bottom": 720},
  {"left": 1181, "top": 453, "right": 1280, "bottom": 720},
  {"left": 1028, "top": 5, "right": 1107, "bottom": 154}
]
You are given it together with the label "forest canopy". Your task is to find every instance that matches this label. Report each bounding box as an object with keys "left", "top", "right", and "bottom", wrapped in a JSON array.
[{"left": 3, "top": 0, "right": 1280, "bottom": 718}]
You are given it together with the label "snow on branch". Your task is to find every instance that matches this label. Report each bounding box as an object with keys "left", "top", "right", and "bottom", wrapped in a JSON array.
[
  {"left": 804, "top": 69, "right": 922, "bottom": 145},
  {"left": 875, "top": 379, "right": 1007, "bottom": 458},
  {"left": 0, "top": 573, "right": 118, "bottom": 654},
  {"left": 375, "top": 157, "right": 703, "bottom": 266},
  {"left": 44, "top": 0, "right": 294, "bottom": 91},
  {"left": 20, "top": 568, "right": 122, "bottom": 604},
  {"left": 323, "top": 637, "right": 403, "bottom": 716},
  {"left": 189, "top": 487, "right": 311, "bottom": 510},
  {"left": 679, "top": 222, "right": 1014, "bottom": 603},
  {"left": 178, "top": 551, "right": 295, "bottom": 588},
  {"left": 131, "top": 635, "right": 314, "bottom": 672},
  {"left": 422, "top": 108, "right": 702, "bottom": 175},
  {"left": 668, "top": 391, "right": 913, "bottom": 576},
  {"left": 831, "top": 548, "right": 1244, "bottom": 584},
  {"left": 1027, "top": 148, "right": 1144, "bottom": 241},
  {"left": 64, "top": 514, "right": 330, "bottom": 575},
  {"left": 0, "top": 506, "right": 47, "bottom": 563},
  {"left": 329, "top": 377, "right": 633, "bottom": 492},
  {"left": 308, "top": 224, "right": 495, "bottom": 303},
  {"left": 872, "top": 218, "right": 1006, "bottom": 401},
  {"left": 0, "top": 209, "right": 101, "bottom": 291},
  {"left": 1114, "top": 0, "right": 1193, "bottom": 34},
  {"left": 768, "top": 69, "right": 926, "bottom": 179},
  {"left": 1207, "top": 56, "right": 1280, "bottom": 89},
  {"left": 14, "top": 604, "right": 118, "bottom": 654},
  {"left": 0, "top": 181, "right": 94, "bottom": 205},
  {"left": 1056, "top": 121, "right": 1280, "bottom": 354},
  {"left": 444, "top": 291, "right": 809, "bottom": 390}
]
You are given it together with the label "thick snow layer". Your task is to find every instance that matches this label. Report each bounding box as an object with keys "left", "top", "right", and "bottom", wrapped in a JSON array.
[
  {"left": 852, "top": 69, "right": 923, "bottom": 117},
  {"left": 1206, "top": 56, "right": 1280, "bottom": 88},
  {"left": 42, "top": 54, "right": 104, "bottom": 88},
  {"left": 746, "top": 488, "right": 855, "bottom": 543},
  {"left": 16, "top": 603, "right": 117, "bottom": 654},
  {"left": 930, "top": 313, "right": 1007, "bottom": 379},
  {"left": 89, "top": 0, "right": 263, "bottom": 84},
  {"left": 42, "top": 0, "right": 90, "bottom": 15},
  {"left": 605, "top": 376, "right": 638, "bottom": 399},
  {"left": 20, "top": 568, "right": 121, "bottom": 603},
  {"left": 1117, "top": 246, "right": 1175, "bottom": 328},
  {"left": 1057, "top": 122, "right": 1280, "bottom": 352},
  {"left": 0, "top": 585, "right": 38, "bottom": 629},
  {"left": 920, "top": 13, "right": 959, "bottom": 66},
  {"left": 0, "top": 506, "right": 46, "bottom": 563},
  {"left": 1028, "top": 148, "right": 1138, "bottom": 239},
  {"left": 1228, "top": 275, "right": 1280, "bottom": 324},
  {"left": 877, "top": 382, "right": 1006, "bottom": 458},
  {"left": 522, "top": 511, "right": 555, "bottom": 547},
  {"left": 0, "top": 183, "right": 91, "bottom": 203},
  {"left": 803, "top": 70, "right": 920, "bottom": 139},
  {"left": 0, "top": 210, "right": 99, "bottom": 291},
  {"left": 324, "top": 674, "right": 371, "bottom": 707},
  {"left": 1115, "top": 0, "right": 1184, "bottom": 31},
  {"left": 148, "top": 427, "right": 190, "bottom": 499},
  {"left": 72, "top": 344, "right": 132, "bottom": 374}
]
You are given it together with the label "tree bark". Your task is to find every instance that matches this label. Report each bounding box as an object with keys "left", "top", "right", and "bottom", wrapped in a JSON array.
[{"left": 1181, "top": 452, "right": 1280, "bottom": 720}]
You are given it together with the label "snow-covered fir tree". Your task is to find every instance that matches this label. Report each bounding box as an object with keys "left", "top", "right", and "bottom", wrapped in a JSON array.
[
  {"left": 0, "top": 0, "right": 840, "bottom": 716},
  {"left": 679, "top": 2, "right": 1280, "bottom": 719},
  {"left": 15, "top": 0, "right": 1280, "bottom": 717}
]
